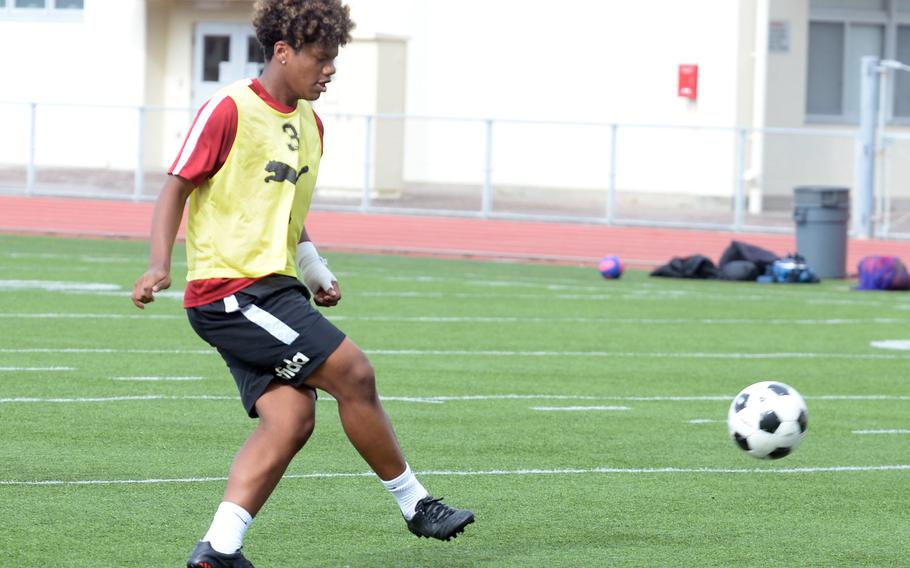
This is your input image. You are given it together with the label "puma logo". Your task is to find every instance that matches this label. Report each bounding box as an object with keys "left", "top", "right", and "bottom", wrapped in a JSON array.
[{"left": 264, "top": 161, "right": 309, "bottom": 184}]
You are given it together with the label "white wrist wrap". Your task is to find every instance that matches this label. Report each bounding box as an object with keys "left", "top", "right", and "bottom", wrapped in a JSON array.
[{"left": 296, "top": 241, "right": 336, "bottom": 293}]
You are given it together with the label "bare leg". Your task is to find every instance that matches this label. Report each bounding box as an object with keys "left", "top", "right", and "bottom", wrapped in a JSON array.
[
  {"left": 302, "top": 341, "right": 476, "bottom": 539},
  {"left": 222, "top": 383, "right": 316, "bottom": 516},
  {"left": 304, "top": 338, "right": 406, "bottom": 480}
]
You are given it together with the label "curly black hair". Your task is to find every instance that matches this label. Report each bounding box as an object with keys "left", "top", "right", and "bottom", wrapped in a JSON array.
[{"left": 253, "top": 0, "right": 355, "bottom": 60}]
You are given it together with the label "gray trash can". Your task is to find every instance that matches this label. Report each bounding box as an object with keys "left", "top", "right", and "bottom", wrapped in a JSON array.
[{"left": 793, "top": 186, "right": 849, "bottom": 279}]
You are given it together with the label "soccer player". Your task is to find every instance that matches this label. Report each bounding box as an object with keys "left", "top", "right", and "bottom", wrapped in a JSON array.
[{"left": 130, "top": 1, "right": 474, "bottom": 566}]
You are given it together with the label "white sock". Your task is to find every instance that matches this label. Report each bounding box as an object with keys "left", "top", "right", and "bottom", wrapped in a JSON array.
[
  {"left": 202, "top": 501, "right": 253, "bottom": 554},
  {"left": 380, "top": 463, "right": 429, "bottom": 520}
]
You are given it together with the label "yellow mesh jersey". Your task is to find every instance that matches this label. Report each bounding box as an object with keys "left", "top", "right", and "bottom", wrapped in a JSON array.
[{"left": 185, "top": 80, "right": 322, "bottom": 280}]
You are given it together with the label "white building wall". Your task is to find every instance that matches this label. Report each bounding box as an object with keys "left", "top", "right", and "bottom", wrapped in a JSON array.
[
  {"left": 5, "top": 0, "right": 870, "bottom": 209},
  {"left": 0, "top": 0, "right": 146, "bottom": 171},
  {"left": 327, "top": 0, "right": 748, "bottom": 198},
  {"left": 344, "top": 0, "right": 739, "bottom": 125},
  {"left": 0, "top": 1, "right": 146, "bottom": 106}
]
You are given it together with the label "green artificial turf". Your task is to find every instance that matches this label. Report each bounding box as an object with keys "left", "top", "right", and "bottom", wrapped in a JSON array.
[{"left": 0, "top": 233, "right": 908, "bottom": 567}]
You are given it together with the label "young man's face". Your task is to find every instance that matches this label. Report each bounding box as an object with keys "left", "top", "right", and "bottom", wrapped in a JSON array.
[{"left": 287, "top": 42, "right": 339, "bottom": 101}]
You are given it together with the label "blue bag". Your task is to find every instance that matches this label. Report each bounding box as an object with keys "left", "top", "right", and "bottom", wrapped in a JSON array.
[{"left": 768, "top": 254, "right": 819, "bottom": 283}]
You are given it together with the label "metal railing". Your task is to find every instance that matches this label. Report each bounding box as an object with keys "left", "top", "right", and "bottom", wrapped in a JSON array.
[{"left": 2, "top": 100, "right": 906, "bottom": 237}]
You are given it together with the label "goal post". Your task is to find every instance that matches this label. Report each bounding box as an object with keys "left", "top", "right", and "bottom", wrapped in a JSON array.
[{"left": 855, "top": 56, "right": 910, "bottom": 239}]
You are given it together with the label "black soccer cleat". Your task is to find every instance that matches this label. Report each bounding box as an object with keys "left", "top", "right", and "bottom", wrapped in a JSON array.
[
  {"left": 186, "top": 540, "right": 254, "bottom": 568},
  {"left": 405, "top": 496, "right": 475, "bottom": 541}
]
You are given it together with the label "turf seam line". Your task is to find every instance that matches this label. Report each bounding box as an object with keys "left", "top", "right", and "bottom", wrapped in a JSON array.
[
  {"left": 4, "top": 465, "right": 910, "bottom": 486},
  {"left": 2, "top": 394, "right": 909, "bottom": 404},
  {"left": 5, "top": 348, "right": 910, "bottom": 360},
  {"left": 4, "top": 312, "right": 910, "bottom": 325}
]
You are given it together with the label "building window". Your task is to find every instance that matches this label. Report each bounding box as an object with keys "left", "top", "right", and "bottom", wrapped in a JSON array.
[
  {"left": 203, "top": 35, "right": 231, "bottom": 82},
  {"left": 807, "top": 0, "right": 910, "bottom": 122},
  {"left": 896, "top": 25, "right": 910, "bottom": 115},
  {"left": 1, "top": 0, "right": 84, "bottom": 12}
]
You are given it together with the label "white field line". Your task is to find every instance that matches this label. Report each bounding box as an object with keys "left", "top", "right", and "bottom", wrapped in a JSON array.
[
  {"left": 688, "top": 419, "right": 723, "bottom": 424},
  {"left": 372, "top": 272, "right": 851, "bottom": 298},
  {"left": 870, "top": 340, "right": 910, "bottom": 351},
  {"left": 57, "top": 290, "right": 184, "bottom": 300},
  {"left": 0, "top": 265, "right": 104, "bottom": 274},
  {"left": 364, "top": 274, "right": 881, "bottom": 296},
  {"left": 356, "top": 291, "right": 739, "bottom": 302},
  {"left": 327, "top": 271, "right": 807, "bottom": 300},
  {"left": 372, "top": 274, "right": 864, "bottom": 303},
  {"left": 3, "top": 465, "right": 910, "bottom": 487},
  {"left": 0, "top": 366, "right": 75, "bottom": 372},
  {"left": 0, "top": 266, "right": 847, "bottom": 301},
  {"left": 5, "top": 313, "right": 909, "bottom": 326},
  {"left": 0, "top": 348, "right": 214, "bottom": 355},
  {"left": 852, "top": 429, "right": 910, "bottom": 434},
  {"left": 5, "top": 280, "right": 910, "bottom": 310},
  {"left": 2, "top": 253, "right": 186, "bottom": 267},
  {"left": 530, "top": 406, "right": 631, "bottom": 411},
  {"left": 2, "top": 277, "right": 873, "bottom": 306},
  {"left": 2, "top": 393, "right": 908, "bottom": 405},
  {"left": 359, "top": 289, "right": 910, "bottom": 307},
  {"left": 4, "top": 252, "right": 137, "bottom": 264},
  {"left": 0, "top": 395, "right": 237, "bottom": 404},
  {"left": 380, "top": 396, "right": 445, "bottom": 404},
  {"left": 110, "top": 376, "right": 203, "bottom": 382},
  {"left": 3, "top": 276, "right": 908, "bottom": 307},
  {"left": 4, "top": 347, "right": 910, "bottom": 360},
  {"left": 0, "top": 280, "right": 121, "bottom": 292},
  {"left": 368, "top": 350, "right": 910, "bottom": 361},
  {"left": 807, "top": 298, "right": 903, "bottom": 307},
  {"left": 0, "top": 282, "right": 184, "bottom": 301},
  {"left": 329, "top": 316, "right": 909, "bottom": 325},
  {"left": 386, "top": 394, "right": 910, "bottom": 403},
  {"left": 0, "top": 313, "right": 181, "bottom": 320}
]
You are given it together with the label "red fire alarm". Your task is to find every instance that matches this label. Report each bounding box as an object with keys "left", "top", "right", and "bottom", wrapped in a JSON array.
[{"left": 678, "top": 64, "right": 698, "bottom": 100}]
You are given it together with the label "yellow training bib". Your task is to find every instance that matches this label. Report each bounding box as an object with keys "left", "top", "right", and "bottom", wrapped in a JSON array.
[{"left": 185, "top": 80, "right": 322, "bottom": 280}]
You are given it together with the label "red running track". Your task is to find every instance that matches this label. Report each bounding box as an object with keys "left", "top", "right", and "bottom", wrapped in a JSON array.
[{"left": 3, "top": 195, "right": 910, "bottom": 274}]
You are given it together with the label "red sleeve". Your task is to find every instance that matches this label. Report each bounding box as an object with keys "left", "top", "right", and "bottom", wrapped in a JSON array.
[
  {"left": 169, "top": 95, "right": 238, "bottom": 187},
  {"left": 313, "top": 109, "right": 324, "bottom": 156}
]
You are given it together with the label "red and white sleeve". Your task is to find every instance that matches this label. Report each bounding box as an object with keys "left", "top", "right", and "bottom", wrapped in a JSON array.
[{"left": 169, "top": 95, "right": 238, "bottom": 187}]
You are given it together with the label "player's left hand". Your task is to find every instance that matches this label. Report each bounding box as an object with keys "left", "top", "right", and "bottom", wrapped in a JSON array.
[{"left": 313, "top": 281, "right": 341, "bottom": 307}]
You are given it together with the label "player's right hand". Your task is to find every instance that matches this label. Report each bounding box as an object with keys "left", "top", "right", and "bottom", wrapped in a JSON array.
[
  {"left": 131, "top": 268, "right": 171, "bottom": 309},
  {"left": 313, "top": 280, "right": 341, "bottom": 307}
]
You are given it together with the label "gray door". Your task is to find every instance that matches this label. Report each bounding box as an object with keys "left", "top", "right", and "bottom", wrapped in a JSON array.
[{"left": 192, "top": 22, "right": 265, "bottom": 109}]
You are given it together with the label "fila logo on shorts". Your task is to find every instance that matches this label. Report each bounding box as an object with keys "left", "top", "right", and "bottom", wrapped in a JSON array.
[{"left": 275, "top": 352, "right": 310, "bottom": 380}]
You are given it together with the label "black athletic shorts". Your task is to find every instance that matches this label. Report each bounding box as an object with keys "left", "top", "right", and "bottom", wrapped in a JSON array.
[{"left": 186, "top": 274, "right": 346, "bottom": 418}]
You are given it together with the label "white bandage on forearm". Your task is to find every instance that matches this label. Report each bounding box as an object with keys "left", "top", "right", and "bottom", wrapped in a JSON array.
[{"left": 296, "top": 241, "right": 336, "bottom": 293}]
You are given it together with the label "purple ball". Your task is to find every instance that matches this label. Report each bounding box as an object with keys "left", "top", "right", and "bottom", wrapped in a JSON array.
[{"left": 598, "top": 255, "right": 624, "bottom": 279}]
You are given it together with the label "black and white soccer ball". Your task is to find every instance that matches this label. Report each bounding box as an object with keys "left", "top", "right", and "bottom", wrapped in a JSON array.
[{"left": 727, "top": 381, "right": 808, "bottom": 460}]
